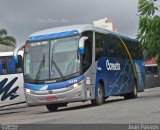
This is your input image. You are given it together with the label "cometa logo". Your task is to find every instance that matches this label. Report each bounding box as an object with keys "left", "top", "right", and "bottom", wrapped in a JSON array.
[{"left": 106, "top": 60, "right": 121, "bottom": 71}]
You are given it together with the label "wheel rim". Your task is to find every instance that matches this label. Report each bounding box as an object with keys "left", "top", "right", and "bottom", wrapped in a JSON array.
[
  {"left": 133, "top": 84, "right": 137, "bottom": 96},
  {"left": 97, "top": 87, "right": 103, "bottom": 102}
]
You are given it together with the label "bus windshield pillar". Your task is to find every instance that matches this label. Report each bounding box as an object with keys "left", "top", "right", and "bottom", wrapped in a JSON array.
[{"left": 13, "top": 44, "right": 24, "bottom": 63}]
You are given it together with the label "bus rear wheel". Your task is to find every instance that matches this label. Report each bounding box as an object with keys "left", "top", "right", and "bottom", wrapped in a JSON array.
[
  {"left": 124, "top": 81, "right": 138, "bottom": 99},
  {"left": 46, "top": 104, "right": 58, "bottom": 112},
  {"left": 91, "top": 83, "right": 105, "bottom": 106}
]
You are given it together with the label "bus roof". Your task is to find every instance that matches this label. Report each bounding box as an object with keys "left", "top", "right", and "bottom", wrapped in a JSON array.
[
  {"left": 28, "top": 24, "right": 92, "bottom": 38},
  {"left": 28, "top": 24, "right": 137, "bottom": 42},
  {"left": 0, "top": 51, "right": 23, "bottom": 57}
]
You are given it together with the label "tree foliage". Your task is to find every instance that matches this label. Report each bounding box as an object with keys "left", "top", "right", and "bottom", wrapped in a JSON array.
[
  {"left": 0, "top": 28, "right": 16, "bottom": 47},
  {"left": 138, "top": 0, "right": 160, "bottom": 64}
]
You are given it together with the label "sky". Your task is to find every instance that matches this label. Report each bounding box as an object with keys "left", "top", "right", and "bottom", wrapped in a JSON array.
[{"left": 0, "top": 0, "right": 139, "bottom": 46}]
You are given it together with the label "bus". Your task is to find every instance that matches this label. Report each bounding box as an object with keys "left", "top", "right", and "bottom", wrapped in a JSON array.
[
  {"left": 0, "top": 51, "right": 26, "bottom": 107},
  {"left": 14, "top": 24, "right": 145, "bottom": 112}
]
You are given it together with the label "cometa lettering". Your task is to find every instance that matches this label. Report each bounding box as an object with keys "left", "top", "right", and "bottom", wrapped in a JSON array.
[{"left": 106, "top": 60, "right": 121, "bottom": 71}]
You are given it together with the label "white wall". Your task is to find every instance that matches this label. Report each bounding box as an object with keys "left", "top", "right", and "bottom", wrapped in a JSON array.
[{"left": 93, "top": 18, "right": 114, "bottom": 31}]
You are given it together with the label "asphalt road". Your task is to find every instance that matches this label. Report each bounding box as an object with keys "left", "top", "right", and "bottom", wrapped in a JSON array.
[{"left": 0, "top": 87, "right": 160, "bottom": 124}]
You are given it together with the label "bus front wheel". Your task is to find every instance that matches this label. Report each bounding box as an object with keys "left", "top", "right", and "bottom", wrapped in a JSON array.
[
  {"left": 46, "top": 104, "right": 58, "bottom": 112},
  {"left": 91, "top": 83, "right": 105, "bottom": 106}
]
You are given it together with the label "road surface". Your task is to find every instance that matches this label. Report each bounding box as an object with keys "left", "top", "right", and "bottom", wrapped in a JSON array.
[{"left": 0, "top": 87, "right": 160, "bottom": 125}]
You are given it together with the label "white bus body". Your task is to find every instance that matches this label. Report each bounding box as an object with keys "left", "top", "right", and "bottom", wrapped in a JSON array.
[{"left": 0, "top": 51, "right": 26, "bottom": 107}]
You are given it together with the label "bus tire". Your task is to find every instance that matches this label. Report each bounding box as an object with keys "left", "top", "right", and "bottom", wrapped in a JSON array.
[
  {"left": 91, "top": 83, "right": 105, "bottom": 106},
  {"left": 124, "top": 81, "right": 138, "bottom": 99},
  {"left": 46, "top": 104, "right": 58, "bottom": 112},
  {"left": 130, "top": 81, "right": 138, "bottom": 98}
]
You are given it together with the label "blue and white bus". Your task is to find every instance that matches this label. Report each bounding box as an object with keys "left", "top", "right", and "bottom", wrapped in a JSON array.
[
  {"left": 14, "top": 24, "right": 145, "bottom": 111},
  {"left": 0, "top": 51, "right": 25, "bottom": 107}
]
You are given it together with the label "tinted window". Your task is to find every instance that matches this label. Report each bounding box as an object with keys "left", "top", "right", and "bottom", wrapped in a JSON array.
[
  {"left": 95, "top": 33, "right": 106, "bottom": 60},
  {"left": 82, "top": 31, "right": 93, "bottom": 72},
  {"left": 106, "top": 35, "right": 116, "bottom": 58},
  {"left": 145, "top": 67, "right": 152, "bottom": 74},
  {"left": 145, "top": 66, "right": 159, "bottom": 74},
  {"left": 109, "top": 35, "right": 127, "bottom": 59},
  {"left": 153, "top": 66, "right": 158, "bottom": 73},
  {"left": 7, "top": 57, "right": 16, "bottom": 74},
  {"left": 124, "top": 40, "right": 143, "bottom": 60},
  {"left": 0, "top": 58, "right": 7, "bottom": 75},
  {"left": 95, "top": 33, "right": 128, "bottom": 60},
  {"left": 16, "top": 55, "right": 23, "bottom": 73},
  {"left": 0, "top": 55, "right": 22, "bottom": 75}
]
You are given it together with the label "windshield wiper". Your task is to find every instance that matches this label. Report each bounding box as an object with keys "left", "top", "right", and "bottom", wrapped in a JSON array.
[
  {"left": 35, "top": 53, "right": 45, "bottom": 81},
  {"left": 51, "top": 52, "right": 65, "bottom": 80}
]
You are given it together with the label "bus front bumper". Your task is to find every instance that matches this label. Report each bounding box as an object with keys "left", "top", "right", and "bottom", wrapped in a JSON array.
[{"left": 25, "top": 83, "right": 86, "bottom": 106}]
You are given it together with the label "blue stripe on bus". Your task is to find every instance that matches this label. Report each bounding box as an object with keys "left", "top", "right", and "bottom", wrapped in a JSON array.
[
  {"left": 28, "top": 30, "right": 79, "bottom": 42},
  {"left": 24, "top": 75, "right": 84, "bottom": 91}
]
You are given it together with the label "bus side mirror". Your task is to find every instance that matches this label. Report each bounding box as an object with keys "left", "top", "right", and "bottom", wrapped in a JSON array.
[
  {"left": 79, "top": 36, "right": 88, "bottom": 55},
  {"left": 14, "top": 44, "right": 24, "bottom": 63}
]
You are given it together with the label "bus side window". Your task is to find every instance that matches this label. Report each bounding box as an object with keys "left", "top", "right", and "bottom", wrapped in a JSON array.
[
  {"left": 16, "top": 55, "right": 23, "bottom": 73},
  {"left": 0, "top": 58, "right": 7, "bottom": 75},
  {"left": 125, "top": 40, "right": 143, "bottom": 60},
  {"left": 0, "top": 60, "right": 3, "bottom": 75},
  {"left": 95, "top": 32, "right": 105, "bottom": 60},
  {"left": 82, "top": 31, "right": 93, "bottom": 72},
  {"left": 108, "top": 40, "right": 115, "bottom": 57},
  {"left": 7, "top": 55, "right": 23, "bottom": 74},
  {"left": 105, "top": 35, "right": 116, "bottom": 58},
  {"left": 8, "top": 57, "right": 16, "bottom": 74}
]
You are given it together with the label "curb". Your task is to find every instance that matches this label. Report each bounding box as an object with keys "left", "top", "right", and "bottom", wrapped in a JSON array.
[{"left": 0, "top": 103, "right": 28, "bottom": 111}]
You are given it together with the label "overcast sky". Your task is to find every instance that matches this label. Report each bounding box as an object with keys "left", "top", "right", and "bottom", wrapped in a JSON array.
[{"left": 0, "top": 0, "right": 139, "bottom": 46}]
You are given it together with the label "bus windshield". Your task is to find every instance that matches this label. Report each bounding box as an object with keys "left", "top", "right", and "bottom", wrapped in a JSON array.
[{"left": 24, "top": 36, "right": 80, "bottom": 82}]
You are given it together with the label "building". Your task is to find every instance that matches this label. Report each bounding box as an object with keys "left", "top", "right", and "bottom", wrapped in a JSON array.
[
  {"left": 93, "top": 17, "right": 117, "bottom": 32},
  {"left": 0, "top": 44, "right": 14, "bottom": 52}
]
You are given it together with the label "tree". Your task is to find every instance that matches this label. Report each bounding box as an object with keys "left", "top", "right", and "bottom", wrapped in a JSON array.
[
  {"left": 0, "top": 28, "right": 16, "bottom": 47},
  {"left": 138, "top": 0, "right": 160, "bottom": 65}
]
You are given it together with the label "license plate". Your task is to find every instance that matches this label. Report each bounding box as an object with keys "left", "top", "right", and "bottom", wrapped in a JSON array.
[{"left": 46, "top": 96, "right": 57, "bottom": 101}]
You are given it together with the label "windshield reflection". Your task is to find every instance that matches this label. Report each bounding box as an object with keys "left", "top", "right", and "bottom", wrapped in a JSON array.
[{"left": 24, "top": 36, "right": 80, "bottom": 82}]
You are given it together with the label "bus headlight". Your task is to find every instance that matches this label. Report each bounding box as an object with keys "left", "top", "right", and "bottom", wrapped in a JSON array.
[
  {"left": 25, "top": 88, "right": 31, "bottom": 94},
  {"left": 73, "top": 82, "right": 82, "bottom": 88}
]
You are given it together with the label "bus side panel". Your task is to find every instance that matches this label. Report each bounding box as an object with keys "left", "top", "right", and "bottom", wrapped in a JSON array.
[
  {"left": 83, "top": 68, "right": 96, "bottom": 100},
  {"left": 106, "top": 58, "right": 134, "bottom": 96},
  {"left": 135, "top": 60, "right": 145, "bottom": 92},
  {"left": 0, "top": 74, "right": 25, "bottom": 107},
  {"left": 95, "top": 57, "right": 135, "bottom": 97},
  {"left": 95, "top": 57, "right": 107, "bottom": 97}
]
